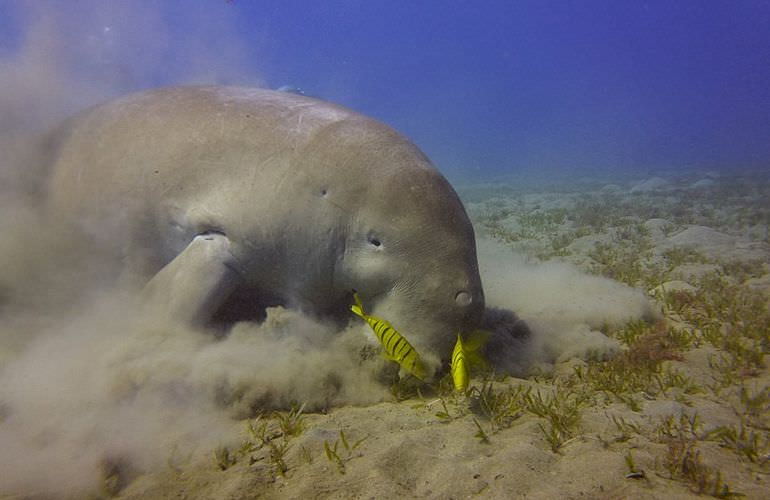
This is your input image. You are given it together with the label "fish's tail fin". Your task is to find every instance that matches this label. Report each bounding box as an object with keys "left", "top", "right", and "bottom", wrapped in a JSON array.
[{"left": 350, "top": 291, "right": 366, "bottom": 318}]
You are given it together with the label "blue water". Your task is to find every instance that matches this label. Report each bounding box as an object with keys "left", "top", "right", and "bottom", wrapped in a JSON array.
[{"left": 2, "top": 0, "right": 769, "bottom": 182}]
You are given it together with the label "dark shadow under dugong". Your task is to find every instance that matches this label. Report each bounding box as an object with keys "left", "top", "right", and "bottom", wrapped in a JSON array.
[{"left": 45, "top": 86, "right": 525, "bottom": 376}]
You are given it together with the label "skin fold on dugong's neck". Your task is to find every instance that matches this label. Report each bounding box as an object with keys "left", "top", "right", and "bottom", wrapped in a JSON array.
[{"left": 46, "top": 86, "right": 485, "bottom": 365}]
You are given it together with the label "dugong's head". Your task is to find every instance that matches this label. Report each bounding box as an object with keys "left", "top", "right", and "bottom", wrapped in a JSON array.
[{"left": 311, "top": 118, "right": 485, "bottom": 376}]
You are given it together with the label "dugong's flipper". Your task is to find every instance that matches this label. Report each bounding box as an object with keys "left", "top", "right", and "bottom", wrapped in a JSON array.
[{"left": 143, "top": 232, "right": 243, "bottom": 326}]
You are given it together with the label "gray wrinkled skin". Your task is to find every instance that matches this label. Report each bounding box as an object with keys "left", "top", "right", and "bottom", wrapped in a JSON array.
[{"left": 47, "top": 86, "right": 485, "bottom": 374}]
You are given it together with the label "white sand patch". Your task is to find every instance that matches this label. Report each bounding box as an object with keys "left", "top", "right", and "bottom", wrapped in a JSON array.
[
  {"left": 690, "top": 178, "right": 716, "bottom": 189},
  {"left": 630, "top": 176, "right": 671, "bottom": 193},
  {"left": 662, "top": 225, "right": 769, "bottom": 261}
]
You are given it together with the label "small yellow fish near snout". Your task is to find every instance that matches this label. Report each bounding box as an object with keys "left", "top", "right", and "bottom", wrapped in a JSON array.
[
  {"left": 351, "top": 292, "right": 428, "bottom": 381},
  {"left": 450, "top": 331, "right": 488, "bottom": 393}
]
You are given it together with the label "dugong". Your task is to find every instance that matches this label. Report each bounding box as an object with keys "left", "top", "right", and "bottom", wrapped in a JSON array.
[{"left": 46, "top": 86, "right": 485, "bottom": 373}]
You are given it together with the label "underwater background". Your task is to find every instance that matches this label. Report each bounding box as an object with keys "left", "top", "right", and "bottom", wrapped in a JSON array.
[{"left": 2, "top": 0, "right": 769, "bottom": 183}]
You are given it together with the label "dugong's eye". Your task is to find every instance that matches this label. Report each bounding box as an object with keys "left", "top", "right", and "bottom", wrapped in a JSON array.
[{"left": 367, "top": 234, "right": 382, "bottom": 248}]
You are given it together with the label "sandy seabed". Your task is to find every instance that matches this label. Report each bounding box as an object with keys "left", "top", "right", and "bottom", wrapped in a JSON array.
[{"left": 3, "top": 170, "right": 769, "bottom": 499}]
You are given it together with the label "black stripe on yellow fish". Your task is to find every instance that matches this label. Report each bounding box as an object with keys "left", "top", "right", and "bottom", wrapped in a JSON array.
[
  {"left": 380, "top": 324, "right": 395, "bottom": 346},
  {"left": 350, "top": 292, "right": 427, "bottom": 380},
  {"left": 450, "top": 330, "right": 489, "bottom": 392},
  {"left": 374, "top": 318, "right": 412, "bottom": 362},
  {"left": 393, "top": 337, "right": 409, "bottom": 359},
  {"left": 451, "top": 333, "right": 469, "bottom": 392},
  {"left": 452, "top": 343, "right": 465, "bottom": 367}
]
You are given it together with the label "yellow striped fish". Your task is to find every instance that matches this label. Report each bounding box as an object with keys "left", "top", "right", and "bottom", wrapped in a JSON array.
[
  {"left": 351, "top": 292, "right": 428, "bottom": 381},
  {"left": 450, "top": 331, "right": 488, "bottom": 392}
]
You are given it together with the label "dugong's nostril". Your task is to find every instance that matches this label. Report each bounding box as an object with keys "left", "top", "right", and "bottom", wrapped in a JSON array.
[{"left": 454, "top": 291, "right": 472, "bottom": 307}]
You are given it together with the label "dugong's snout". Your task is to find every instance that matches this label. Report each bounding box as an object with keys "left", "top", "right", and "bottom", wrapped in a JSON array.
[
  {"left": 375, "top": 278, "right": 484, "bottom": 377},
  {"left": 450, "top": 258, "right": 486, "bottom": 322},
  {"left": 439, "top": 270, "right": 485, "bottom": 341},
  {"left": 453, "top": 286, "right": 486, "bottom": 336}
]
